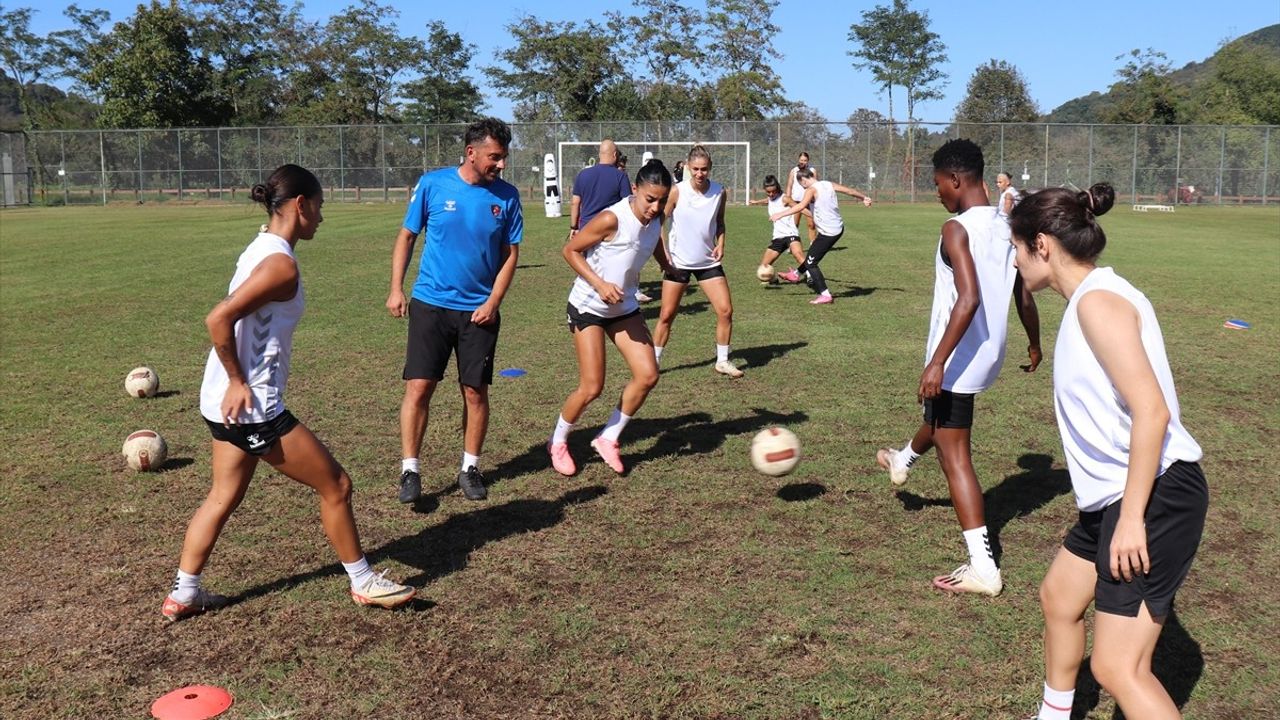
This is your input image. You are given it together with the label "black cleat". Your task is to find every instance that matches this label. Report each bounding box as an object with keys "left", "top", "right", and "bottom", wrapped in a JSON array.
[
  {"left": 398, "top": 470, "right": 422, "bottom": 504},
  {"left": 457, "top": 466, "right": 487, "bottom": 501}
]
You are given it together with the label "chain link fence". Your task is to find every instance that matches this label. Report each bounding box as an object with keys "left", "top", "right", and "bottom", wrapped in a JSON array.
[{"left": 2, "top": 120, "right": 1275, "bottom": 208}]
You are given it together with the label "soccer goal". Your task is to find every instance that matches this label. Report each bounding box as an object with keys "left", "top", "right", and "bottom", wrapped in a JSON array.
[{"left": 557, "top": 141, "right": 752, "bottom": 204}]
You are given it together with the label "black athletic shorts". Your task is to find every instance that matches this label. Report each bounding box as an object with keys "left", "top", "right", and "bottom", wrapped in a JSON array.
[
  {"left": 923, "top": 389, "right": 975, "bottom": 429},
  {"left": 1063, "top": 460, "right": 1208, "bottom": 618},
  {"left": 566, "top": 302, "right": 640, "bottom": 332},
  {"left": 404, "top": 299, "right": 499, "bottom": 387},
  {"left": 664, "top": 265, "right": 726, "bottom": 284},
  {"left": 767, "top": 235, "right": 800, "bottom": 253},
  {"left": 205, "top": 409, "right": 299, "bottom": 456}
]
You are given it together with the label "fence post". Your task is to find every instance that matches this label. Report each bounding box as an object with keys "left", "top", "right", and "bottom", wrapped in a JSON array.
[
  {"left": 1042, "top": 123, "right": 1049, "bottom": 188},
  {"left": 137, "top": 130, "right": 143, "bottom": 202},
  {"left": 380, "top": 124, "right": 388, "bottom": 203},
  {"left": 1087, "top": 125, "right": 1094, "bottom": 187},
  {"left": 60, "top": 133, "right": 69, "bottom": 206},
  {"left": 177, "top": 130, "right": 183, "bottom": 200},
  {"left": 339, "top": 125, "right": 345, "bottom": 202},
  {"left": 1263, "top": 126, "right": 1270, "bottom": 205},
  {"left": 216, "top": 127, "right": 224, "bottom": 199},
  {"left": 776, "top": 121, "right": 781, "bottom": 180},
  {"left": 1174, "top": 125, "right": 1182, "bottom": 204},
  {"left": 99, "top": 130, "right": 107, "bottom": 205},
  {"left": 1217, "top": 126, "right": 1225, "bottom": 205},
  {"left": 1131, "top": 126, "right": 1139, "bottom": 204},
  {"left": 999, "top": 124, "right": 1005, "bottom": 172}
]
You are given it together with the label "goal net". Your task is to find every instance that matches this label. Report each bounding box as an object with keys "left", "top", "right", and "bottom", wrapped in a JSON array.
[{"left": 557, "top": 141, "right": 752, "bottom": 204}]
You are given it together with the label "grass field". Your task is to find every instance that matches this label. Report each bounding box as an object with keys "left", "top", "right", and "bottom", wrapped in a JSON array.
[{"left": 1, "top": 198, "right": 1277, "bottom": 719}]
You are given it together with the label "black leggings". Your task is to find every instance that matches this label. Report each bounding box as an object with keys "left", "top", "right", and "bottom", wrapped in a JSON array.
[{"left": 800, "top": 229, "right": 843, "bottom": 294}]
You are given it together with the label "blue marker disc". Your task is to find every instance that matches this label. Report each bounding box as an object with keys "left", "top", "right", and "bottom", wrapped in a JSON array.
[
  {"left": 1224, "top": 319, "right": 1251, "bottom": 330},
  {"left": 498, "top": 368, "right": 528, "bottom": 378}
]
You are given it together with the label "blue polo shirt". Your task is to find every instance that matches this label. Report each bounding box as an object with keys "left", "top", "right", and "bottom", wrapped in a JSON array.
[
  {"left": 573, "top": 163, "right": 632, "bottom": 228},
  {"left": 403, "top": 167, "right": 523, "bottom": 311}
]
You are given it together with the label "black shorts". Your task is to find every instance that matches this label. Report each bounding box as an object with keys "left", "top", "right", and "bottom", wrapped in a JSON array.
[
  {"left": 205, "top": 409, "right": 299, "bottom": 456},
  {"left": 664, "top": 265, "right": 726, "bottom": 284},
  {"left": 767, "top": 236, "right": 800, "bottom": 253},
  {"left": 566, "top": 302, "right": 640, "bottom": 332},
  {"left": 923, "top": 390, "right": 975, "bottom": 429},
  {"left": 404, "top": 299, "right": 499, "bottom": 387},
  {"left": 1063, "top": 460, "right": 1208, "bottom": 618}
]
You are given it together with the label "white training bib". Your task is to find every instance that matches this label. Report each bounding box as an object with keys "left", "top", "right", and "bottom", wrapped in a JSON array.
[
  {"left": 668, "top": 178, "right": 724, "bottom": 270},
  {"left": 788, "top": 166, "right": 807, "bottom": 202},
  {"left": 199, "top": 232, "right": 304, "bottom": 424},
  {"left": 767, "top": 194, "right": 798, "bottom": 239},
  {"left": 1053, "top": 267, "right": 1203, "bottom": 511},
  {"left": 567, "top": 197, "right": 662, "bottom": 318},
  {"left": 810, "top": 181, "right": 843, "bottom": 237},
  {"left": 924, "top": 206, "right": 1017, "bottom": 394}
]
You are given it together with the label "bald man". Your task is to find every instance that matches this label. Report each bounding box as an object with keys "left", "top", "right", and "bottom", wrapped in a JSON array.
[{"left": 569, "top": 140, "right": 632, "bottom": 240}]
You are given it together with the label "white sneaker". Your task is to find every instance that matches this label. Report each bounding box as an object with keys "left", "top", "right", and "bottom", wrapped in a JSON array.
[
  {"left": 714, "top": 360, "right": 745, "bottom": 378},
  {"left": 876, "top": 447, "right": 911, "bottom": 486},
  {"left": 932, "top": 564, "right": 1003, "bottom": 597},
  {"left": 635, "top": 291, "right": 653, "bottom": 303},
  {"left": 351, "top": 570, "right": 416, "bottom": 608}
]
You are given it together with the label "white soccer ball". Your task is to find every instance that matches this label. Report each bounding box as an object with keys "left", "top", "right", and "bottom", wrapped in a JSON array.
[
  {"left": 751, "top": 426, "right": 801, "bottom": 476},
  {"left": 756, "top": 264, "right": 776, "bottom": 283},
  {"left": 122, "top": 430, "right": 168, "bottom": 471},
  {"left": 125, "top": 366, "right": 159, "bottom": 398}
]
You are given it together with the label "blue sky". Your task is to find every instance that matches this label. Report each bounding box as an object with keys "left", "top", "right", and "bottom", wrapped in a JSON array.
[{"left": 27, "top": 0, "right": 1280, "bottom": 122}]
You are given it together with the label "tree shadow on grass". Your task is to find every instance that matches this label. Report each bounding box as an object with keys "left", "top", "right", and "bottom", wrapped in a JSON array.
[
  {"left": 1071, "top": 609, "right": 1203, "bottom": 719},
  {"left": 223, "top": 486, "right": 607, "bottom": 608},
  {"left": 895, "top": 453, "right": 1071, "bottom": 564}
]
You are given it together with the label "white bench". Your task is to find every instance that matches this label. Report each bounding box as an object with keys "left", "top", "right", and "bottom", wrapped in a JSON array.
[{"left": 1132, "top": 204, "right": 1174, "bottom": 212}]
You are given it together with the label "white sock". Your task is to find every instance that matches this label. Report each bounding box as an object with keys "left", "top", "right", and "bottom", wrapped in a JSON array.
[
  {"left": 716, "top": 344, "right": 730, "bottom": 364},
  {"left": 654, "top": 346, "right": 664, "bottom": 364},
  {"left": 819, "top": 289, "right": 832, "bottom": 298},
  {"left": 552, "top": 415, "right": 574, "bottom": 445},
  {"left": 171, "top": 569, "right": 201, "bottom": 603},
  {"left": 342, "top": 556, "right": 375, "bottom": 590},
  {"left": 599, "top": 407, "right": 632, "bottom": 442},
  {"left": 896, "top": 442, "right": 922, "bottom": 470},
  {"left": 461, "top": 452, "right": 479, "bottom": 472},
  {"left": 401, "top": 458, "right": 419, "bottom": 474},
  {"left": 1037, "top": 682, "right": 1074, "bottom": 720},
  {"left": 963, "top": 526, "right": 999, "bottom": 578}
]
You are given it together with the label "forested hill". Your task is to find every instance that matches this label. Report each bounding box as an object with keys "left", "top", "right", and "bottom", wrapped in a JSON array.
[{"left": 1045, "top": 24, "right": 1280, "bottom": 124}]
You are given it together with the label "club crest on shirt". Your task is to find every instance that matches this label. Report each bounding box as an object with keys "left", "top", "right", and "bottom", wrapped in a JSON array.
[
  {"left": 491, "top": 204, "right": 502, "bottom": 218},
  {"left": 444, "top": 199, "right": 457, "bottom": 212}
]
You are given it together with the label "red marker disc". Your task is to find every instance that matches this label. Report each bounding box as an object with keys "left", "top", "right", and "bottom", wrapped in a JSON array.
[{"left": 150, "top": 685, "right": 234, "bottom": 720}]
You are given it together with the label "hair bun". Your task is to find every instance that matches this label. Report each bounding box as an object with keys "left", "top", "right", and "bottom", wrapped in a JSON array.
[
  {"left": 1085, "top": 183, "right": 1115, "bottom": 217},
  {"left": 250, "top": 183, "right": 271, "bottom": 204}
]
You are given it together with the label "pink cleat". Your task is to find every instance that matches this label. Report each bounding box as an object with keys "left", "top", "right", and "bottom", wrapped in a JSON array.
[
  {"left": 591, "top": 436, "right": 625, "bottom": 474},
  {"left": 547, "top": 441, "right": 577, "bottom": 476},
  {"left": 809, "top": 293, "right": 833, "bottom": 305},
  {"left": 777, "top": 268, "right": 803, "bottom": 283}
]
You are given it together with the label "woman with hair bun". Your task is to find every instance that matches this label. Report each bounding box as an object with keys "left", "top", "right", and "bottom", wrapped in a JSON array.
[
  {"left": 163, "top": 164, "right": 415, "bottom": 622},
  {"left": 1011, "top": 183, "right": 1208, "bottom": 720},
  {"left": 547, "top": 160, "right": 676, "bottom": 476}
]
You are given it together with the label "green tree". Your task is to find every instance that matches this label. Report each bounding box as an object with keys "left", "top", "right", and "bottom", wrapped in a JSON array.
[
  {"left": 82, "top": 1, "right": 228, "bottom": 127},
  {"left": 484, "top": 16, "right": 621, "bottom": 122},
  {"left": 187, "top": 0, "right": 304, "bottom": 125},
  {"left": 401, "top": 21, "right": 483, "bottom": 124},
  {"left": 704, "top": 0, "right": 785, "bottom": 119},
  {"left": 1, "top": 5, "right": 106, "bottom": 131},
  {"left": 954, "top": 59, "right": 1038, "bottom": 123},
  {"left": 1102, "top": 48, "right": 1184, "bottom": 125},
  {"left": 606, "top": 0, "right": 705, "bottom": 127},
  {"left": 847, "top": 0, "right": 948, "bottom": 124},
  {"left": 1191, "top": 41, "right": 1280, "bottom": 124}
]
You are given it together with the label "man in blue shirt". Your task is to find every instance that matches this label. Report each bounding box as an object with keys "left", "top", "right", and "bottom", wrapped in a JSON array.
[{"left": 387, "top": 117, "right": 523, "bottom": 504}]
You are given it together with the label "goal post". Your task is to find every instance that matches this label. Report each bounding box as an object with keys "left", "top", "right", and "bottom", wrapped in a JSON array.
[{"left": 557, "top": 141, "right": 751, "bottom": 204}]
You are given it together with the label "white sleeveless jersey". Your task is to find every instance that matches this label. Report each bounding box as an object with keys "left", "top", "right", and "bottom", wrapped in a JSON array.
[
  {"left": 200, "top": 232, "right": 305, "bottom": 424},
  {"left": 996, "top": 187, "right": 1020, "bottom": 220},
  {"left": 788, "top": 166, "right": 807, "bottom": 202},
  {"left": 924, "top": 206, "right": 1017, "bottom": 394},
  {"left": 767, "top": 194, "right": 798, "bottom": 238},
  {"left": 1053, "top": 267, "right": 1203, "bottom": 511},
  {"left": 668, "top": 178, "right": 723, "bottom": 270},
  {"left": 567, "top": 198, "right": 662, "bottom": 318},
  {"left": 810, "top": 181, "right": 843, "bottom": 236}
]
